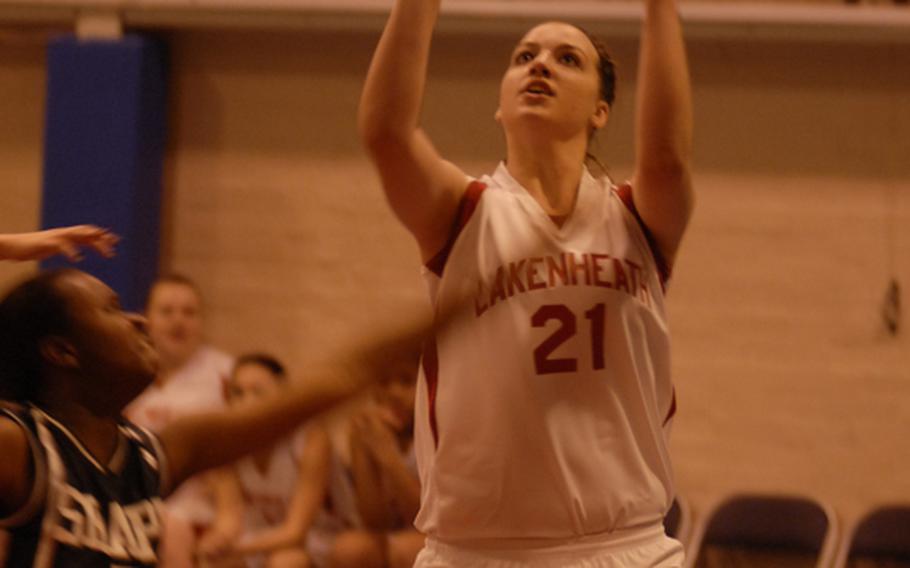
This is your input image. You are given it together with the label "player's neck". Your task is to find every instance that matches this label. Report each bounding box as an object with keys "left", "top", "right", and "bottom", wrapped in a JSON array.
[
  {"left": 505, "top": 137, "right": 587, "bottom": 219},
  {"left": 33, "top": 393, "right": 122, "bottom": 466}
]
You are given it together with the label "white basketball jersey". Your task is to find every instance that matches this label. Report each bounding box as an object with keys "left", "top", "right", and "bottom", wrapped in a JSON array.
[
  {"left": 236, "top": 428, "right": 308, "bottom": 530},
  {"left": 414, "top": 163, "right": 677, "bottom": 544},
  {"left": 127, "top": 346, "right": 232, "bottom": 432}
]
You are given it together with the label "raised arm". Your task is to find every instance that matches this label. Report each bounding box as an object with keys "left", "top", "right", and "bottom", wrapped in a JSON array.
[
  {"left": 158, "top": 370, "right": 361, "bottom": 492},
  {"left": 0, "top": 226, "right": 118, "bottom": 262},
  {"left": 349, "top": 410, "right": 395, "bottom": 529},
  {"left": 377, "top": 450, "right": 421, "bottom": 526},
  {"left": 632, "top": 0, "right": 695, "bottom": 269},
  {"left": 359, "top": 0, "right": 468, "bottom": 261},
  {"left": 359, "top": 410, "right": 420, "bottom": 524},
  {"left": 157, "top": 313, "right": 434, "bottom": 493}
]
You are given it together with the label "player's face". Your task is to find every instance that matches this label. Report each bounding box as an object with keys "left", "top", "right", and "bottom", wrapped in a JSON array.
[
  {"left": 229, "top": 363, "right": 280, "bottom": 405},
  {"left": 56, "top": 271, "right": 159, "bottom": 408},
  {"left": 374, "top": 361, "right": 418, "bottom": 432},
  {"left": 497, "top": 22, "right": 608, "bottom": 140},
  {"left": 146, "top": 282, "right": 203, "bottom": 367}
]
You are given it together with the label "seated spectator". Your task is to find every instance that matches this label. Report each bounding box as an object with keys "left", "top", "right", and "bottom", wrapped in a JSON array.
[
  {"left": 126, "top": 274, "right": 233, "bottom": 567},
  {"left": 326, "top": 351, "right": 425, "bottom": 568},
  {"left": 198, "top": 354, "right": 333, "bottom": 568}
]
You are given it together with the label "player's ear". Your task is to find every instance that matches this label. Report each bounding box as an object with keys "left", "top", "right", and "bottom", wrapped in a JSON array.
[
  {"left": 495, "top": 107, "right": 503, "bottom": 124},
  {"left": 40, "top": 336, "right": 79, "bottom": 369},
  {"left": 590, "top": 100, "right": 609, "bottom": 131}
]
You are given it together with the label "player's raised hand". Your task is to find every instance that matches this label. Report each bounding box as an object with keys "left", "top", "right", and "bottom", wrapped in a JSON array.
[
  {"left": 0, "top": 225, "right": 119, "bottom": 262},
  {"left": 354, "top": 403, "right": 402, "bottom": 466}
]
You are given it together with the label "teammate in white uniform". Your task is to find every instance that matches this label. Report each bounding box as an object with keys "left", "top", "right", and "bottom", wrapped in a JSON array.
[
  {"left": 197, "top": 354, "right": 332, "bottom": 568},
  {"left": 126, "top": 275, "right": 233, "bottom": 566},
  {"left": 360, "top": 0, "right": 694, "bottom": 565}
]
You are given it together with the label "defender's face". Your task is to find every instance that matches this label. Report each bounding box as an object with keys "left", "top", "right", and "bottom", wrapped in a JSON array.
[
  {"left": 146, "top": 282, "right": 203, "bottom": 366},
  {"left": 497, "top": 22, "right": 608, "bottom": 139},
  {"left": 57, "top": 271, "right": 159, "bottom": 406}
]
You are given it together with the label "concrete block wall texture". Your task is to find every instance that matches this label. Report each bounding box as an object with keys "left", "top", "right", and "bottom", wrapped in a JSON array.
[{"left": 1, "top": 23, "right": 908, "bottom": 532}]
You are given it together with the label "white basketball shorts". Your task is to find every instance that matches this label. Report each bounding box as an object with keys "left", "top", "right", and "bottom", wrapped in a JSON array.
[{"left": 413, "top": 524, "right": 684, "bottom": 568}]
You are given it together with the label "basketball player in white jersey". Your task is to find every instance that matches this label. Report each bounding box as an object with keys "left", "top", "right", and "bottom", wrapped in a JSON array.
[{"left": 360, "top": 0, "right": 694, "bottom": 565}]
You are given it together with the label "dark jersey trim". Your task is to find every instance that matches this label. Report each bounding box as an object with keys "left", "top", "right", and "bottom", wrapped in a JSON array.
[{"left": 126, "top": 423, "right": 172, "bottom": 497}]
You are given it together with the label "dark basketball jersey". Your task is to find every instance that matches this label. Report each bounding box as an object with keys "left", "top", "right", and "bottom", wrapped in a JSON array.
[{"left": 0, "top": 403, "right": 170, "bottom": 567}]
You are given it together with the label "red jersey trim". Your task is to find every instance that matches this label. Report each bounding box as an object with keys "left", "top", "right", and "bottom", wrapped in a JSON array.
[
  {"left": 425, "top": 181, "right": 488, "bottom": 277},
  {"left": 421, "top": 334, "right": 440, "bottom": 447},
  {"left": 423, "top": 181, "right": 487, "bottom": 446},
  {"left": 614, "top": 184, "right": 671, "bottom": 290}
]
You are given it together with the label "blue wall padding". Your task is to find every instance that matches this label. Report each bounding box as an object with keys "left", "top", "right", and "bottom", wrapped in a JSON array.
[{"left": 40, "top": 34, "right": 168, "bottom": 311}]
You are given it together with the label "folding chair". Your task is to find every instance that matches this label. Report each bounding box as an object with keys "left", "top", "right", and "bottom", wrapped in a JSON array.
[
  {"left": 684, "top": 493, "right": 839, "bottom": 568},
  {"left": 835, "top": 505, "right": 910, "bottom": 567}
]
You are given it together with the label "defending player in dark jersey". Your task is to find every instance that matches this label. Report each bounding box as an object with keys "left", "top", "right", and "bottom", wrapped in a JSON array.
[
  {"left": 0, "top": 404, "right": 166, "bottom": 566},
  {"left": 0, "top": 268, "right": 432, "bottom": 566}
]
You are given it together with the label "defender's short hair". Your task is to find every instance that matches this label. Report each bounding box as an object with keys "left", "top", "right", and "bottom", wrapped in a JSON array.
[{"left": 0, "top": 269, "right": 77, "bottom": 401}]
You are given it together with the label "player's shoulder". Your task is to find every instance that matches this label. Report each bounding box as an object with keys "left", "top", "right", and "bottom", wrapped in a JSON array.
[
  {"left": 0, "top": 401, "right": 31, "bottom": 435},
  {"left": 0, "top": 402, "right": 38, "bottom": 518},
  {"left": 0, "top": 403, "right": 40, "bottom": 471},
  {"left": 0, "top": 408, "right": 28, "bottom": 443}
]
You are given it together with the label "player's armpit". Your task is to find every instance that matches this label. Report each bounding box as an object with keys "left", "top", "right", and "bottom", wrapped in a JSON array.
[
  {"left": 365, "top": 129, "right": 469, "bottom": 262},
  {"left": 631, "top": 168, "right": 694, "bottom": 269}
]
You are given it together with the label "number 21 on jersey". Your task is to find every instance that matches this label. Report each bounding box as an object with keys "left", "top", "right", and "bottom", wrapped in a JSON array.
[{"left": 531, "top": 303, "right": 606, "bottom": 375}]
